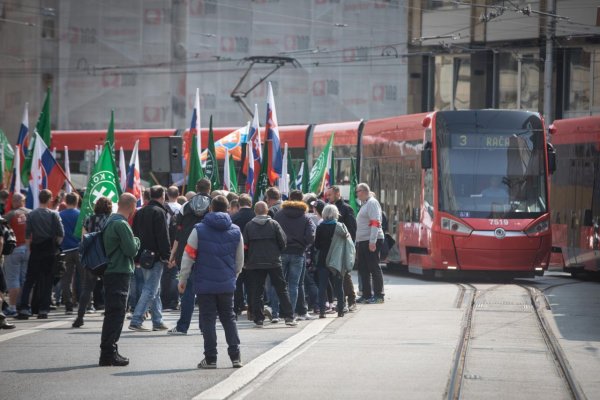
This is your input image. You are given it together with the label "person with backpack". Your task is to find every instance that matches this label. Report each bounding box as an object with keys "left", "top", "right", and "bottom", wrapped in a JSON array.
[
  {"left": 161, "top": 186, "right": 182, "bottom": 311},
  {"left": 99, "top": 193, "right": 140, "bottom": 367},
  {"left": 72, "top": 196, "right": 112, "bottom": 328},
  {"left": 2, "top": 193, "right": 30, "bottom": 317},
  {"left": 166, "top": 178, "right": 211, "bottom": 335}
]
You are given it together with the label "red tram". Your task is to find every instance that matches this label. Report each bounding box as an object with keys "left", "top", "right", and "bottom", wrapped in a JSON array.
[
  {"left": 549, "top": 116, "right": 600, "bottom": 275},
  {"left": 51, "top": 109, "right": 554, "bottom": 277}
]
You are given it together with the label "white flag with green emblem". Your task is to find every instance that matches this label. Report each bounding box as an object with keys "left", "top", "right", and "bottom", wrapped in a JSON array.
[{"left": 75, "top": 142, "right": 121, "bottom": 237}]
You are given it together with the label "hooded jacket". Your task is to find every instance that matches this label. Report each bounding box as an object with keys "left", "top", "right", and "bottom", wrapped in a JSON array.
[
  {"left": 326, "top": 222, "right": 356, "bottom": 276},
  {"left": 242, "top": 215, "right": 287, "bottom": 269},
  {"left": 173, "top": 193, "right": 211, "bottom": 264},
  {"left": 179, "top": 212, "right": 243, "bottom": 294},
  {"left": 274, "top": 201, "right": 315, "bottom": 255},
  {"left": 132, "top": 199, "right": 170, "bottom": 261}
]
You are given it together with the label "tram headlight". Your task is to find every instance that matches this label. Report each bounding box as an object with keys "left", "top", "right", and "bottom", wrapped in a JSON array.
[
  {"left": 525, "top": 219, "right": 549, "bottom": 237},
  {"left": 441, "top": 217, "right": 472, "bottom": 235}
]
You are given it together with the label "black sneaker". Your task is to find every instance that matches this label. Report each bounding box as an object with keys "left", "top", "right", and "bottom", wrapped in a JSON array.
[
  {"left": 254, "top": 321, "right": 264, "bottom": 328},
  {"left": 37, "top": 313, "right": 48, "bottom": 319},
  {"left": 72, "top": 317, "right": 84, "bottom": 328},
  {"left": 15, "top": 313, "right": 30, "bottom": 320},
  {"left": 197, "top": 358, "right": 217, "bottom": 369}
]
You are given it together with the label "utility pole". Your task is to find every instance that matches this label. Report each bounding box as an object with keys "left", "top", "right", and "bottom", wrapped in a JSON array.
[{"left": 543, "top": 0, "right": 556, "bottom": 132}]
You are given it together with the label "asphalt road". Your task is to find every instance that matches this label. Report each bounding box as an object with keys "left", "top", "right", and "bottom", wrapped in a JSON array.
[{"left": 1, "top": 270, "right": 598, "bottom": 400}]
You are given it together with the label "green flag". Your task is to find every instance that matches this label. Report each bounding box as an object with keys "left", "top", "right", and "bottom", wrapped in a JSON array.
[
  {"left": 349, "top": 157, "right": 359, "bottom": 214},
  {"left": 253, "top": 142, "right": 269, "bottom": 204},
  {"left": 301, "top": 149, "right": 309, "bottom": 193},
  {"left": 22, "top": 88, "right": 51, "bottom": 186},
  {"left": 106, "top": 109, "right": 115, "bottom": 155},
  {"left": 309, "top": 133, "right": 334, "bottom": 194},
  {"left": 37, "top": 88, "right": 51, "bottom": 147},
  {"left": 287, "top": 149, "right": 297, "bottom": 192},
  {"left": 75, "top": 142, "right": 122, "bottom": 237},
  {"left": 205, "top": 116, "right": 221, "bottom": 190},
  {"left": 225, "top": 150, "right": 238, "bottom": 193},
  {"left": 0, "top": 130, "right": 15, "bottom": 187},
  {"left": 187, "top": 124, "right": 204, "bottom": 189}
]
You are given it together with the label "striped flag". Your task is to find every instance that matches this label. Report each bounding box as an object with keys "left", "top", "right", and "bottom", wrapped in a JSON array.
[
  {"left": 265, "top": 82, "right": 282, "bottom": 185},
  {"left": 278, "top": 143, "right": 289, "bottom": 197},
  {"left": 245, "top": 104, "right": 262, "bottom": 196},
  {"left": 16, "top": 103, "right": 29, "bottom": 166},
  {"left": 27, "top": 132, "right": 70, "bottom": 209},
  {"left": 64, "top": 146, "right": 72, "bottom": 193},
  {"left": 119, "top": 146, "right": 127, "bottom": 192},
  {"left": 126, "top": 140, "right": 142, "bottom": 207}
]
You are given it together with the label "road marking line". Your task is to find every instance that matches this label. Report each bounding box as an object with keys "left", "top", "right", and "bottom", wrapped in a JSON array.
[
  {"left": 0, "top": 321, "right": 70, "bottom": 343},
  {"left": 192, "top": 318, "right": 335, "bottom": 400}
]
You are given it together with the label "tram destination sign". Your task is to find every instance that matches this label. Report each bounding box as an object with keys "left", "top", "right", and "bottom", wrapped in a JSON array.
[{"left": 451, "top": 134, "right": 512, "bottom": 149}]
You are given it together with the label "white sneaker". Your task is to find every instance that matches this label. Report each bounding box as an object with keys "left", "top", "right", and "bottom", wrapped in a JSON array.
[
  {"left": 271, "top": 317, "right": 280, "bottom": 324},
  {"left": 297, "top": 314, "right": 316, "bottom": 321}
]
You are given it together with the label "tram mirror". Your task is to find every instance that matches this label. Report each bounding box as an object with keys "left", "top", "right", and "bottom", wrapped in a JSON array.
[
  {"left": 547, "top": 143, "right": 556, "bottom": 175},
  {"left": 583, "top": 209, "right": 593, "bottom": 227},
  {"left": 421, "top": 142, "right": 432, "bottom": 169}
]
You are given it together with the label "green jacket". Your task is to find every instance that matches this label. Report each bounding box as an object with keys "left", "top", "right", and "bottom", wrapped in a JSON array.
[
  {"left": 103, "top": 214, "right": 140, "bottom": 275},
  {"left": 326, "top": 222, "right": 355, "bottom": 276}
]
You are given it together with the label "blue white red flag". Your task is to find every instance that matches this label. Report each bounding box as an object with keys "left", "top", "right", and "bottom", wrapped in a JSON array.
[
  {"left": 126, "top": 140, "right": 142, "bottom": 207},
  {"left": 16, "top": 103, "right": 29, "bottom": 163},
  {"left": 27, "top": 132, "right": 70, "bottom": 209},
  {"left": 245, "top": 105, "right": 262, "bottom": 194},
  {"left": 265, "top": 82, "right": 282, "bottom": 184}
]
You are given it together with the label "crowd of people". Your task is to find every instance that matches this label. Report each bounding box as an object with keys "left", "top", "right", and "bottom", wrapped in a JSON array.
[{"left": 0, "top": 178, "right": 387, "bottom": 369}]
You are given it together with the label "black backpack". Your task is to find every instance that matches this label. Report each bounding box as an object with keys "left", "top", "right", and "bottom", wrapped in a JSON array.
[
  {"left": 174, "top": 194, "right": 210, "bottom": 264},
  {"left": 0, "top": 218, "right": 17, "bottom": 255}
]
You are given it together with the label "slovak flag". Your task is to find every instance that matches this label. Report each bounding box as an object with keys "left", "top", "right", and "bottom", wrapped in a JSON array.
[
  {"left": 126, "top": 140, "right": 142, "bottom": 207},
  {"left": 16, "top": 103, "right": 29, "bottom": 162},
  {"left": 265, "top": 82, "right": 282, "bottom": 185},
  {"left": 27, "top": 132, "right": 70, "bottom": 209}
]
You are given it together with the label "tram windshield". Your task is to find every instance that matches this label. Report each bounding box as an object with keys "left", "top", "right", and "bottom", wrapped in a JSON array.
[{"left": 436, "top": 111, "right": 548, "bottom": 219}]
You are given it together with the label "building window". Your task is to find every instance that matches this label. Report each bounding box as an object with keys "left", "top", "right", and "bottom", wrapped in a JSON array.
[
  {"left": 498, "top": 53, "right": 518, "bottom": 109},
  {"left": 593, "top": 49, "right": 600, "bottom": 115},
  {"left": 454, "top": 56, "right": 470, "bottom": 109},
  {"left": 564, "top": 48, "right": 591, "bottom": 117},
  {"left": 434, "top": 55, "right": 453, "bottom": 110},
  {"left": 520, "top": 54, "right": 539, "bottom": 111}
]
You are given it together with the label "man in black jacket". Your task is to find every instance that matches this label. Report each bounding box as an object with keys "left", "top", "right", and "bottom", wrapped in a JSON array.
[
  {"left": 231, "top": 194, "right": 255, "bottom": 316},
  {"left": 129, "top": 185, "right": 170, "bottom": 332},
  {"left": 272, "top": 190, "right": 315, "bottom": 321},
  {"left": 166, "top": 178, "right": 211, "bottom": 335},
  {"left": 327, "top": 185, "right": 358, "bottom": 310},
  {"left": 243, "top": 202, "right": 296, "bottom": 328}
]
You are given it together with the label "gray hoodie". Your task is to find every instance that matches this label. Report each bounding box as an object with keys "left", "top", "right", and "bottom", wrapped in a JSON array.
[{"left": 242, "top": 215, "right": 287, "bottom": 269}]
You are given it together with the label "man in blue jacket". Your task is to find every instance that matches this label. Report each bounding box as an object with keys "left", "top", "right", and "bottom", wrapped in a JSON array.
[{"left": 178, "top": 195, "right": 244, "bottom": 369}]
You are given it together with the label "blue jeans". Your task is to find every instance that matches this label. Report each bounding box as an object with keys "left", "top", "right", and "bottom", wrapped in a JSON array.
[
  {"left": 304, "top": 268, "right": 319, "bottom": 312},
  {"left": 197, "top": 293, "right": 240, "bottom": 362},
  {"left": 270, "top": 254, "right": 304, "bottom": 318},
  {"left": 128, "top": 268, "right": 144, "bottom": 311},
  {"left": 131, "top": 261, "right": 164, "bottom": 327},
  {"left": 4, "top": 244, "right": 29, "bottom": 290},
  {"left": 175, "top": 277, "right": 195, "bottom": 333}
]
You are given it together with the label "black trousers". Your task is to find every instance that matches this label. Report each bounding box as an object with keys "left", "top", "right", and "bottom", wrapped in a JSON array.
[
  {"left": 246, "top": 268, "right": 293, "bottom": 323},
  {"left": 100, "top": 273, "right": 131, "bottom": 358},
  {"left": 160, "top": 264, "right": 179, "bottom": 309},
  {"left": 234, "top": 269, "right": 247, "bottom": 314},
  {"left": 77, "top": 265, "right": 98, "bottom": 319},
  {"left": 19, "top": 240, "right": 55, "bottom": 314},
  {"left": 357, "top": 240, "right": 384, "bottom": 298}
]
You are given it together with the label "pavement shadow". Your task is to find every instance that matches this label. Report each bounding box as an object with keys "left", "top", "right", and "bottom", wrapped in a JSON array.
[
  {"left": 5, "top": 364, "right": 98, "bottom": 374},
  {"left": 112, "top": 368, "right": 196, "bottom": 376}
]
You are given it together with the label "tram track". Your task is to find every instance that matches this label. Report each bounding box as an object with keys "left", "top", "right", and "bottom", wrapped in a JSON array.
[{"left": 445, "top": 282, "right": 587, "bottom": 400}]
